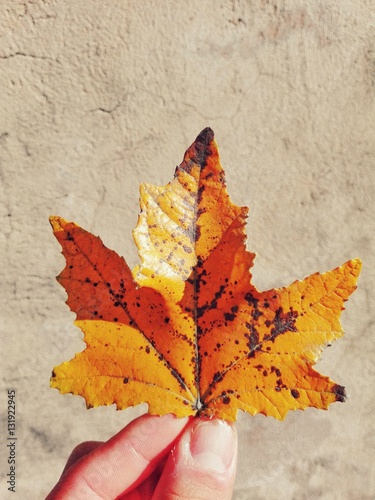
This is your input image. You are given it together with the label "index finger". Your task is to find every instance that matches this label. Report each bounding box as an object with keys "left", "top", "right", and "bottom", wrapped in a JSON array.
[{"left": 46, "top": 413, "right": 189, "bottom": 499}]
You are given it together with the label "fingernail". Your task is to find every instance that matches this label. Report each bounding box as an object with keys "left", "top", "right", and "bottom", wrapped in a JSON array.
[{"left": 189, "top": 419, "right": 236, "bottom": 472}]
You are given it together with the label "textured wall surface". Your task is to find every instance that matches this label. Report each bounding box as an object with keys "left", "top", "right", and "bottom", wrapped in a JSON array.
[{"left": 1, "top": 1, "right": 374, "bottom": 498}]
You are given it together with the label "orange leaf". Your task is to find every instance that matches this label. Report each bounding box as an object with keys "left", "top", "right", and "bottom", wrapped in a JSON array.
[{"left": 50, "top": 128, "right": 361, "bottom": 420}]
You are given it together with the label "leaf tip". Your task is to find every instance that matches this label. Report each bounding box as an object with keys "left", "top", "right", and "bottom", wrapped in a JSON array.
[
  {"left": 332, "top": 384, "right": 346, "bottom": 403},
  {"left": 349, "top": 257, "right": 362, "bottom": 276},
  {"left": 181, "top": 127, "right": 217, "bottom": 170},
  {"left": 50, "top": 215, "right": 66, "bottom": 233},
  {"left": 195, "top": 127, "right": 215, "bottom": 145}
]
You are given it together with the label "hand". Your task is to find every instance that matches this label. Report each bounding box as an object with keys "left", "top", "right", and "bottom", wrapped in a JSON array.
[{"left": 46, "top": 413, "right": 237, "bottom": 499}]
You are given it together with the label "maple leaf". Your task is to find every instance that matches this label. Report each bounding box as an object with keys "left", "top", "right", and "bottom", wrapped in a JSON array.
[{"left": 50, "top": 128, "right": 361, "bottom": 421}]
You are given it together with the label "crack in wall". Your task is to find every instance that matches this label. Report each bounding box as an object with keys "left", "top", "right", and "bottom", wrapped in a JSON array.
[{"left": 0, "top": 51, "right": 56, "bottom": 61}]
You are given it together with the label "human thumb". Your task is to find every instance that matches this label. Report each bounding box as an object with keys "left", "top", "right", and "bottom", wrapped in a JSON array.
[{"left": 153, "top": 418, "right": 237, "bottom": 499}]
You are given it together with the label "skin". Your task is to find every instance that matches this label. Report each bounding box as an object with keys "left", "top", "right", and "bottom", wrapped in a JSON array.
[{"left": 46, "top": 413, "right": 238, "bottom": 500}]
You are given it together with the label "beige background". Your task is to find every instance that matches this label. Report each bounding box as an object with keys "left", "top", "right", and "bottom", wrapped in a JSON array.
[{"left": 1, "top": 1, "right": 374, "bottom": 498}]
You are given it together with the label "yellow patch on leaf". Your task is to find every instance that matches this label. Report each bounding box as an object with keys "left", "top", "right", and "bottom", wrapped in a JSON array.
[{"left": 50, "top": 128, "right": 361, "bottom": 420}]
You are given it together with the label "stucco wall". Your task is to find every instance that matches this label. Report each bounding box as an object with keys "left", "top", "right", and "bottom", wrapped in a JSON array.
[{"left": 1, "top": 1, "right": 374, "bottom": 498}]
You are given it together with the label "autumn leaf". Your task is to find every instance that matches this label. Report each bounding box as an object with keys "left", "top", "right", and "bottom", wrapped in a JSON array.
[{"left": 50, "top": 128, "right": 361, "bottom": 421}]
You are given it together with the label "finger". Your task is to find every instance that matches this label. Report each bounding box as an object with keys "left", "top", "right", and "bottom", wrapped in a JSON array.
[
  {"left": 117, "top": 458, "right": 167, "bottom": 500},
  {"left": 46, "top": 413, "right": 189, "bottom": 499},
  {"left": 61, "top": 441, "right": 103, "bottom": 475},
  {"left": 153, "top": 418, "right": 237, "bottom": 500}
]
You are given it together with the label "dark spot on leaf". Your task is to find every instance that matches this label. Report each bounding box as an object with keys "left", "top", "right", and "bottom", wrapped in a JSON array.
[
  {"left": 251, "top": 309, "right": 263, "bottom": 320},
  {"left": 222, "top": 395, "right": 230, "bottom": 404},
  {"left": 197, "top": 185, "right": 205, "bottom": 204},
  {"left": 123, "top": 378, "right": 129, "bottom": 384},
  {"left": 246, "top": 324, "right": 259, "bottom": 356},
  {"left": 269, "top": 307, "right": 298, "bottom": 340},
  {"left": 291, "top": 389, "right": 300, "bottom": 398},
  {"left": 197, "top": 285, "right": 226, "bottom": 318},
  {"left": 213, "top": 371, "right": 224, "bottom": 383},
  {"left": 244, "top": 292, "right": 259, "bottom": 308}
]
